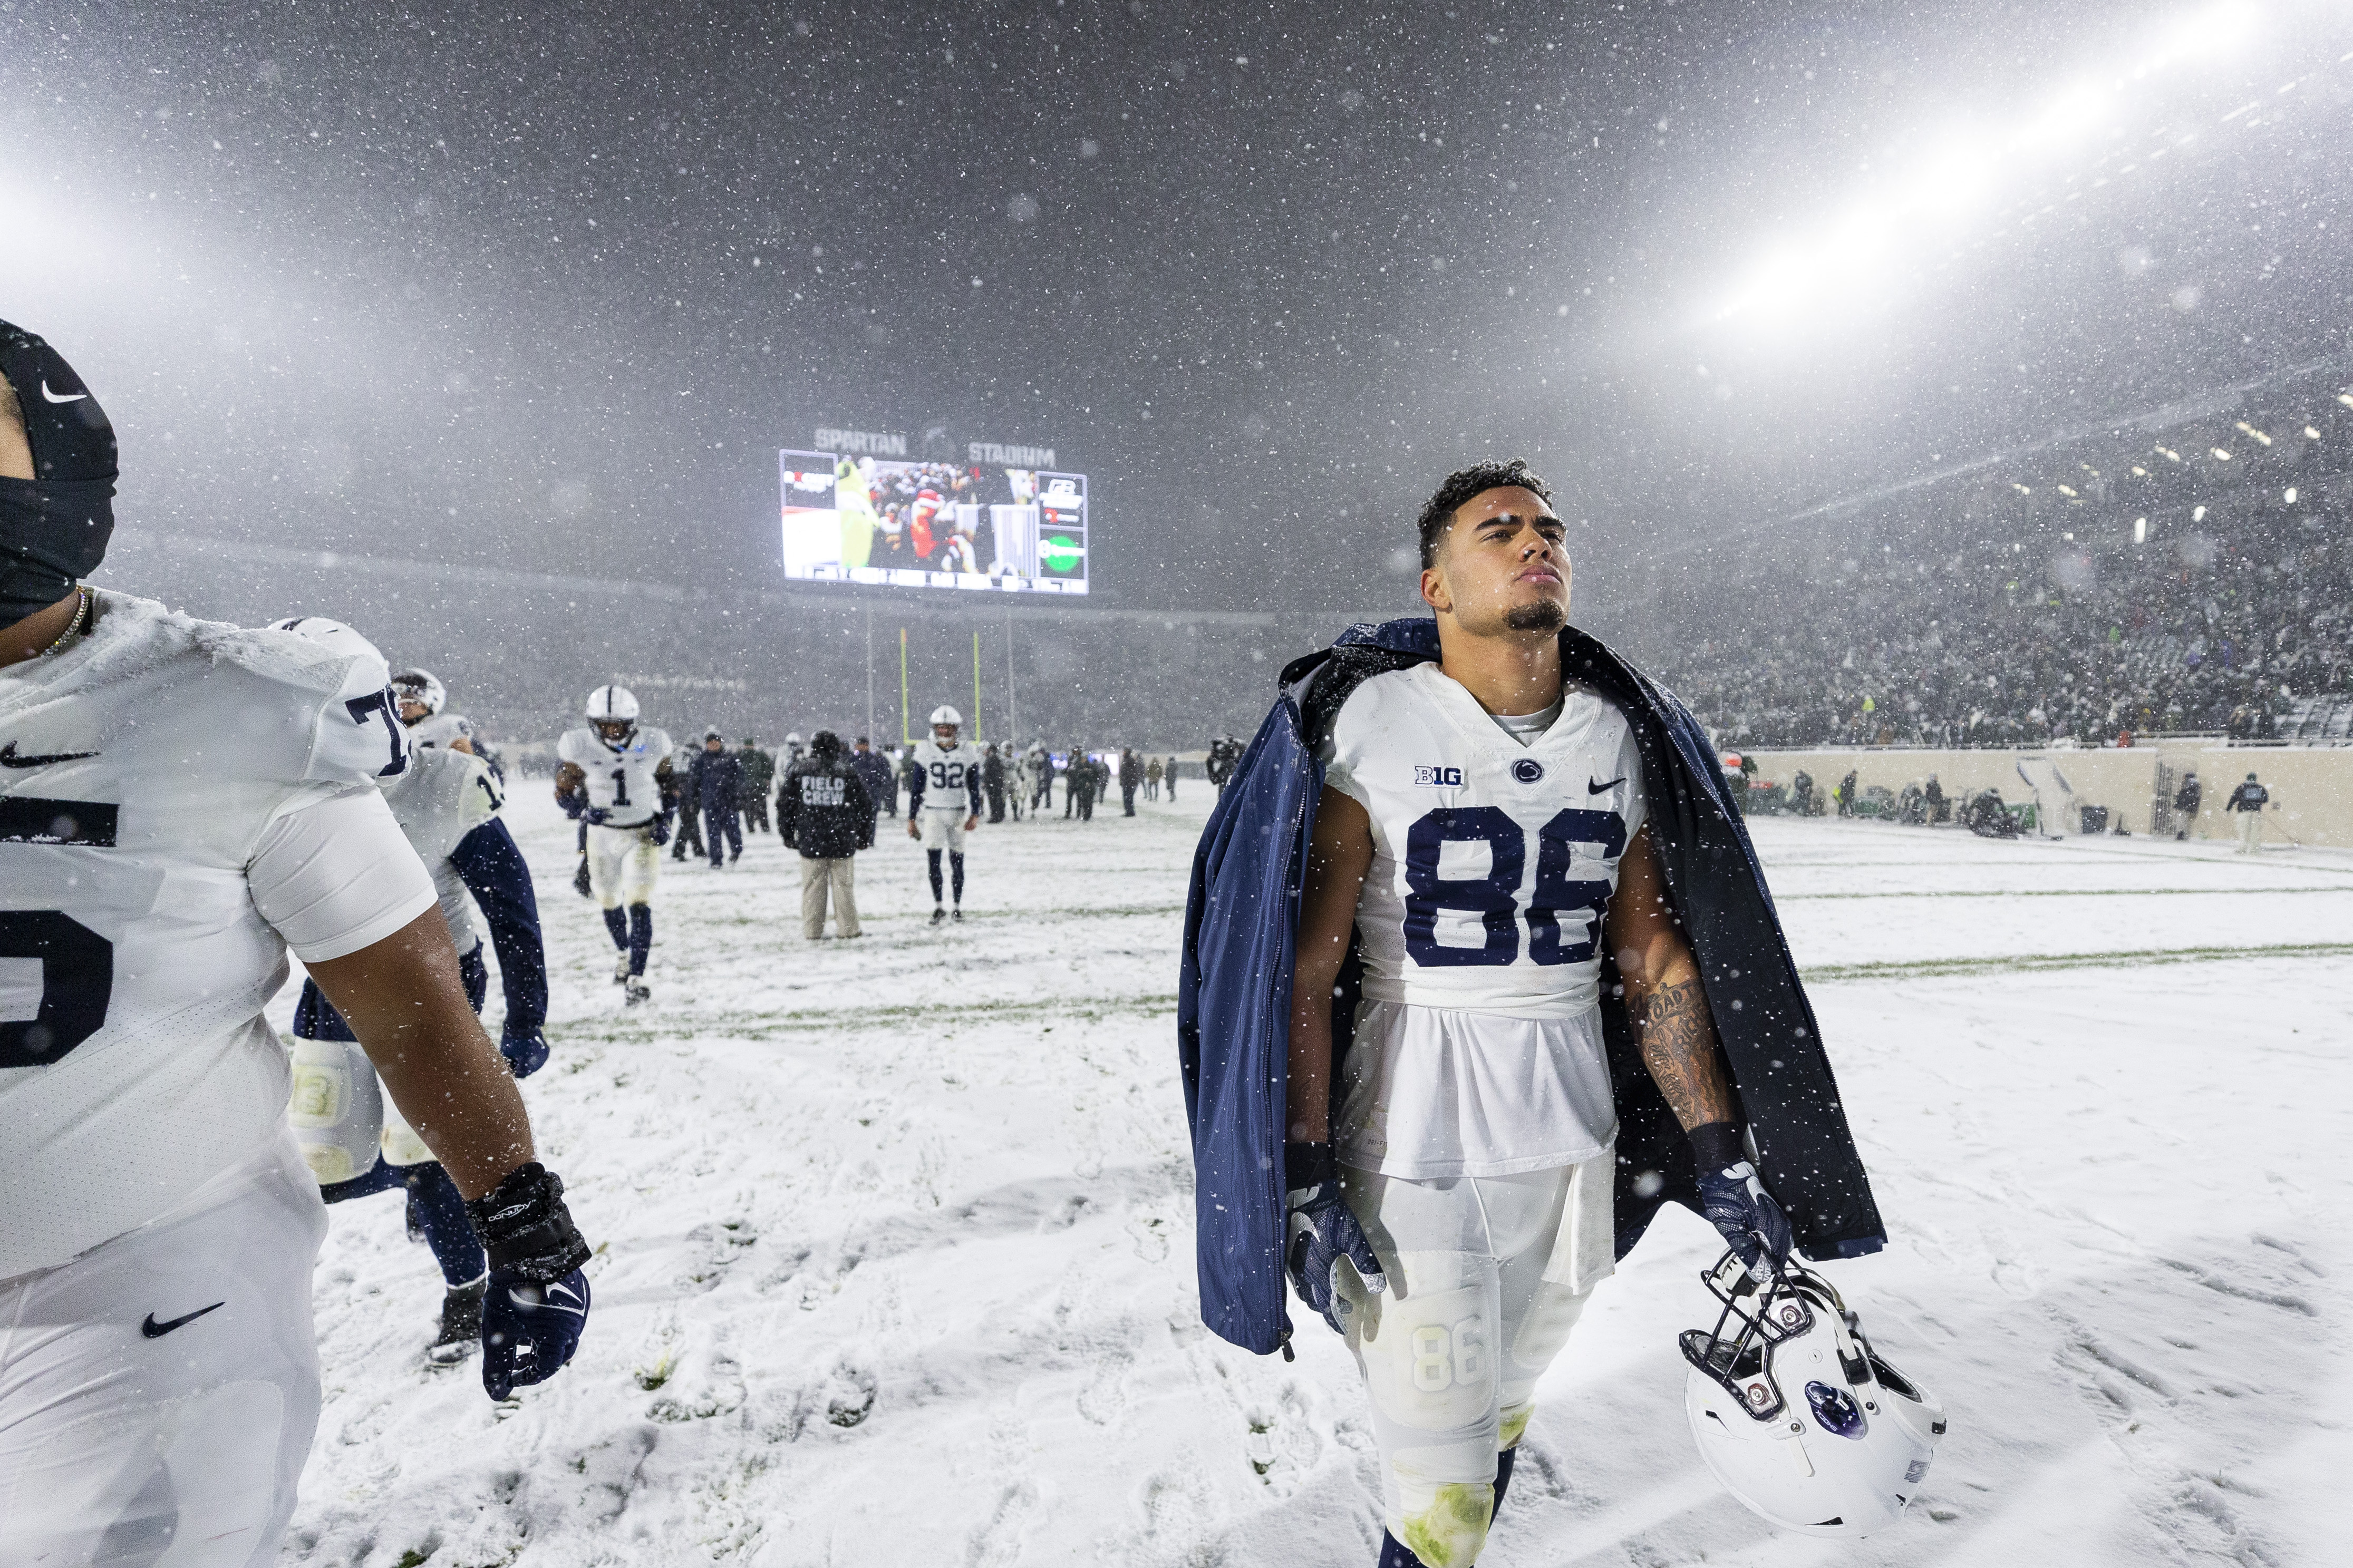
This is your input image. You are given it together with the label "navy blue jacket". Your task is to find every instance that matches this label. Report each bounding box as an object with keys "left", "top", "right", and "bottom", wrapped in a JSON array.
[
  {"left": 690, "top": 749, "right": 743, "bottom": 814},
  {"left": 1177, "top": 617, "right": 1885, "bottom": 1356}
]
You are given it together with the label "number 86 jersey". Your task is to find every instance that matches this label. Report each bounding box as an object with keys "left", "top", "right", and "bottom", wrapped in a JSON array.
[{"left": 1320, "top": 663, "right": 1649, "bottom": 1019}]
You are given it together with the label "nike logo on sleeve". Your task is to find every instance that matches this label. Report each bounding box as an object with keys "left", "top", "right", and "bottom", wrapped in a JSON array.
[
  {"left": 41, "top": 381, "right": 90, "bottom": 404},
  {"left": 0, "top": 742, "right": 102, "bottom": 768},
  {"left": 141, "top": 1302, "right": 225, "bottom": 1338},
  {"left": 1589, "top": 776, "right": 1626, "bottom": 794}
]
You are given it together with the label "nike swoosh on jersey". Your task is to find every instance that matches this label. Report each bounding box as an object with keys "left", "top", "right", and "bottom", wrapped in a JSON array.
[
  {"left": 0, "top": 741, "right": 102, "bottom": 768},
  {"left": 141, "top": 1302, "right": 225, "bottom": 1338},
  {"left": 1589, "top": 776, "right": 1626, "bottom": 794},
  {"left": 41, "top": 380, "right": 91, "bottom": 404}
]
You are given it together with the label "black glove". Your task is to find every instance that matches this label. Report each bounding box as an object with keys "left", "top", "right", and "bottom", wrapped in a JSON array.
[
  {"left": 1283, "top": 1142, "right": 1386, "bottom": 1335},
  {"left": 465, "top": 1162, "right": 594, "bottom": 1400},
  {"left": 647, "top": 813, "right": 671, "bottom": 847},
  {"left": 1690, "top": 1123, "right": 1793, "bottom": 1284},
  {"left": 558, "top": 790, "right": 587, "bottom": 821}
]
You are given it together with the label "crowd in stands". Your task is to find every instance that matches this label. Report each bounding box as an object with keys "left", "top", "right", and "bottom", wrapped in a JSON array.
[{"left": 1637, "top": 492, "right": 2353, "bottom": 749}]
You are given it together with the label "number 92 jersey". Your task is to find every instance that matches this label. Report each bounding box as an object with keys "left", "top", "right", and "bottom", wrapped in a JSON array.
[
  {"left": 556, "top": 724, "right": 673, "bottom": 828},
  {"left": 1320, "top": 663, "right": 1649, "bottom": 1019}
]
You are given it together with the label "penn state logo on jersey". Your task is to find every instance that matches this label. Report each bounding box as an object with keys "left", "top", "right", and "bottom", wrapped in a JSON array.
[{"left": 1321, "top": 663, "right": 1649, "bottom": 1016}]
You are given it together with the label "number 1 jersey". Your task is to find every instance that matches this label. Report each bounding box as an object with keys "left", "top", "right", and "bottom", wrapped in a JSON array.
[{"left": 556, "top": 724, "right": 673, "bottom": 827}]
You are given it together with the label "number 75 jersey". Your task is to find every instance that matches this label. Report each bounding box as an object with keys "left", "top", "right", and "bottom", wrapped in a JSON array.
[{"left": 1320, "top": 663, "right": 1649, "bottom": 1018}]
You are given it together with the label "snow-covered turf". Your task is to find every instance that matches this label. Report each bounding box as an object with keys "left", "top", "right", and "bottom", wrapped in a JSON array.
[{"left": 275, "top": 790, "right": 2352, "bottom": 1567}]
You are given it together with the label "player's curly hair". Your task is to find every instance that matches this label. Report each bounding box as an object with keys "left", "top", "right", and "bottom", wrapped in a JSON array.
[{"left": 1415, "top": 459, "right": 1554, "bottom": 569}]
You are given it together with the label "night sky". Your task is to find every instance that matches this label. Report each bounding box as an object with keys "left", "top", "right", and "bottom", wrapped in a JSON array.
[{"left": 7, "top": 0, "right": 2352, "bottom": 613}]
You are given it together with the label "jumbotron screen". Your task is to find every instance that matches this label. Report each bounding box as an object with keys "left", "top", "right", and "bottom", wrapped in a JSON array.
[{"left": 778, "top": 444, "right": 1089, "bottom": 593}]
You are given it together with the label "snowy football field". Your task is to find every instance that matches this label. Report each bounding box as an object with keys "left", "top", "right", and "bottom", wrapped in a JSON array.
[{"left": 273, "top": 788, "right": 2350, "bottom": 1567}]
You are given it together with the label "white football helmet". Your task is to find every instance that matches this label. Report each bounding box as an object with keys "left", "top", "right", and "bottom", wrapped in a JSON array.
[
  {"left": 928, "top": 705, "right": 962, "bottom": 744},
  {"left": 1681, "top": 1251, "right": 1945, "bottom": 1538},
  {"left": 586, "top": 684, "right": 640, "bottom": 749},
  {"left": 390, "top": 667, "right": 447, "bottom": 720}
]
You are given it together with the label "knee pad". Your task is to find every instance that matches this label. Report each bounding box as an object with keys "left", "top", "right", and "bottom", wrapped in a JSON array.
[
  {"left": 287, "top": 1037, "right": 382, "bottom": 1185},
  {"left": 380, "top": 1089, "right": 434, "bottom": 1167}
]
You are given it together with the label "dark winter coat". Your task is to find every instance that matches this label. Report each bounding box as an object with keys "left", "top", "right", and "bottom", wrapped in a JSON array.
[
  {"left": 2176, "top": 777, "right": 2203, "bottom": 814},
  {"left": 1178, "top": 616, "right": 1886, "bottom": 1356},
  {"left": 983, "top": 752, "right": 1007, "bottom": 793},
  {"left": 737, "top": 745, "right": 776, "bottom": 805},
  {"left": 2226, "top": 781, "right": 2269, "bottom": 811},
  {"left": 778, "top": 758, "right": 876, "bottom": 860},
  {"left": 689, "top": 749, "right": 742, "bottom": 814},
  {"left": 849, "top": 749, "right": 893, "bottom": 811}
]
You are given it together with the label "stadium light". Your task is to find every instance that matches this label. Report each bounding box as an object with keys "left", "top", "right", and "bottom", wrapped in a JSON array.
[
  {"left": 2284, "top": 486, "right": 2298, "bottom": 502},
  {"left": 1698, "top": 0, "right": 2322, "bottom": 331}
]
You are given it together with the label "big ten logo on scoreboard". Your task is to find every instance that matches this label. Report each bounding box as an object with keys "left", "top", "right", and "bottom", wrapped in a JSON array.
[{"left": 778, "top": 435, "right": 1089, "bottom": 595}]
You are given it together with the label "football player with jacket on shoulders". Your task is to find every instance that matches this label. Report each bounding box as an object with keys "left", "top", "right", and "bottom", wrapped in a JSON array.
[
  {"left": 0, "top": 319, "right": 592, "bottom": 1566},
  {"left": 1282, "top": 461, "right": 1807, "bottom": 1568}
]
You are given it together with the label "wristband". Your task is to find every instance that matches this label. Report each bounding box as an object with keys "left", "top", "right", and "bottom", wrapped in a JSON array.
[
  {"left": 1687, "top": 1121, "right": 1748, "bottom": 1173},
  {"left": 1284, "top": 1140, "right": 1338, "bottom": 1193},
  {"left": 464, "top": 1161, "right": 593, "bottom": 1282}
]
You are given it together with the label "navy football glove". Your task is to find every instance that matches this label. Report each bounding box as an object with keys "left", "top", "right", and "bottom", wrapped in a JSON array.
[
  {"left": 647, "top": 813, "right": 671, "bottom": 846},
  {"left": 558, "top": 790, "right": 587, "bottom": 821},
  {"left": 464, "top": 1162, "right": 593, "bottom": 1400},
  {"left": 481, "top": 1268, "right": 590, "bottom": 1401},
  {"left": 1691, "top": 1124, "right": 1793, "bottom": 1284},
  {"left": 1283, "top": 1143, "right": 1386, "bottom": 1335},
  {"left": 500, "top": 1029, "right": 549, "bottom": 1079},
  {"left": 583, "top": 805, "right": 611, "bottom": 826}
]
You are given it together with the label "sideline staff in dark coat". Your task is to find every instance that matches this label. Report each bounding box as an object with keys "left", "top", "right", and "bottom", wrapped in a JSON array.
[
  {"left": 779, "top": 730, "right": 876, "bottom": 937},
  {"left": 983, "top": 743, "right": 1008, "bottom": 823},
  {"left": 850, "top": 737, "right": 894, "bottom": 818},
  {"left": 689, "top": 729, "right": 743, "bottom": 866},
  {"left": 737, "top": 738, "right": 775, "bottom": 833}
]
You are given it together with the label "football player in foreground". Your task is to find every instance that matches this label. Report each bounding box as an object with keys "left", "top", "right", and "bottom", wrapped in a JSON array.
[
  {"left": 1180, "top": 460, "right": 1883, "bottom": 1567},
  {"left": 0, "top": 320, "right": 592, "bottom": 1564},
  {"left": 554, "top": 685, "right": 674, "bottom": 1004},
  {"left": 906, "top": 703, "right": 982, "bottom": 923},
  {"left": 277, "top": 617, "right": 551, "bottom": 1365}
]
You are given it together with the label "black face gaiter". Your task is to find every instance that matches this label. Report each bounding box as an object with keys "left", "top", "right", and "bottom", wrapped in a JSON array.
[{"left": 0, "top": 319, "right": 118, "bottom": 629}]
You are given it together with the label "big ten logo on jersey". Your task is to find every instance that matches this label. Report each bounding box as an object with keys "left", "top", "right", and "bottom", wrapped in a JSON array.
[
  {"left": 1413, "top": 765, "right": 1464, "bottom": 787},
  {"left": 1403, "top": 806, "right": 1626, "bottom": 969},
  {"left": 799, "top": 774, "right": 847, "bottom": 806}
]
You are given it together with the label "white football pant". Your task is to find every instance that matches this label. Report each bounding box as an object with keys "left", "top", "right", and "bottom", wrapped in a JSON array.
[
  {"left": 0, "top": 1129, "right": 326, "bottom": 1567},
  {"left": 917, "top": 809, "right": 969, "bottom": 853},
  {"left": 586, "top": 821, "right": 662, "bottom": 910},
  {"left": 1336, "top": 1154, "right": 1614, "bottom": 1568}
]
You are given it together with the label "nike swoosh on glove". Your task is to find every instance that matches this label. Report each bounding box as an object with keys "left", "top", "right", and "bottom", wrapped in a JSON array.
[
  {"left": 481, "top": 1269, "right": 589, "bottom": 1400},
  {"left": 1692, "top": 1134, "right": 1794, "bottom": 1284},
  {"left": 500, "top": 1029, "right": 549, "bottom": 1079},
  {"left": 465, "top": 1162, "right": 594, "bottom": 1400},
  {"left": 1284, "top": 1147, "right": 1386, "bottom": 1335}
]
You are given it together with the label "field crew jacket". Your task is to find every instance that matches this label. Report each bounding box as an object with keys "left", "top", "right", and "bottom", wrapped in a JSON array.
[
  {"left": 1177, "top": 616, "right": 1887, "bottom": 1356},
  {"left": 778, "top": 759, "right": 876, "bottom": 860}
]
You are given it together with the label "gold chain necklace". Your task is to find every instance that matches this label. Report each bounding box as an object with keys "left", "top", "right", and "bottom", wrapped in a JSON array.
[{"left": 37, "top": 586, "right": 91, "bottom": 657}]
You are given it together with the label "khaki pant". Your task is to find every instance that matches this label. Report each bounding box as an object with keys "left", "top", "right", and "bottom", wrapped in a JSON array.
[
  {"left": 2235, "top": 810, "right": 2262, "bottom": 854},
  {"left": 800, "top": 855, "right": 859, "bottom": 938}
]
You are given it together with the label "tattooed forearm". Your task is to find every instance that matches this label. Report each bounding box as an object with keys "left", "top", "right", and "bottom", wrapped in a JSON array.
[{"left": 1633, "top": 976, "right": 1737, "bottom": 1130}]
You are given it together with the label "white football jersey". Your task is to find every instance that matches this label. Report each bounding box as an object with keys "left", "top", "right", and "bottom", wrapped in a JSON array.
[
  {"left": 0, "top": 592, "right": 435, "bottom": 1278},
  {"left": 910, "top": 737, "right": 980, "bottom": 813},
  {"left": 557, "top": 724, "right": 673, "bottom": 827},
  {"left": 382, "top": 746, "right": 503, "bottom": 953},
  {"left": 1321, "top": 663, "right": 1649, "bottom": 1018},
  {"left": 406, "top": 710, "right": 476, "bottom": 751}
]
